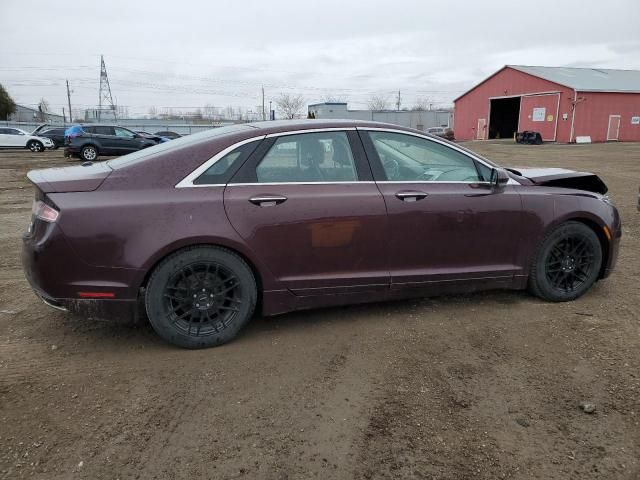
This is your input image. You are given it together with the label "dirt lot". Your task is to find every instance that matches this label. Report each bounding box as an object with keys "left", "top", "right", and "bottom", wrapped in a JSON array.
[{"left": 0, "top": 141, "right": 638, "bottom": 479}]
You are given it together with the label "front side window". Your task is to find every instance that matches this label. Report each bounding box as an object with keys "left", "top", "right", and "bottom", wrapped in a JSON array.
[
  {"left": 115, "top": 127, "right": 135, "bottom": 138},
  {"left": 368, "top": 131, "right": 487, "bottom": 182},
  {"left": 256, "top": 131, "right": 357, "bottom": 183}
]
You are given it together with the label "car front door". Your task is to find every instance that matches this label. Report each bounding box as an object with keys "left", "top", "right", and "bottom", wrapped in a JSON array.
[
  {"left": 224, "top": 129, "right": 390, "bottom": 295},
  {"left": 114, "top": 127, "right": 144, "bottom": 153},
  {"left": 359, "top": 129, "right": 524, "bottom": 289}
]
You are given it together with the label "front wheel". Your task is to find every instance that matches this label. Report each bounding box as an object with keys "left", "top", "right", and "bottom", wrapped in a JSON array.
[
  {"left": 145, "top": 246, "right": 257, "bottom": 348},
  {"left": 27, "top": 140, "right": 44, "bottom": 152},
  {"left": 529, "top": 221, "right": 602, "bottom": 302}
]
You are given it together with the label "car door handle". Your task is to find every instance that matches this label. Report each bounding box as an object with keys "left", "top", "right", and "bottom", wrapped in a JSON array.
[
  {"left": 249, "top": 195, "right": 288, "bottom": 207},
  {"left": 395, "top": 191, "right": 428, "bottom": 202}
]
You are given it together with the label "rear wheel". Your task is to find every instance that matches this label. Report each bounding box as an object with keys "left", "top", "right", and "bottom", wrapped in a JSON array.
[
  {"left": 81, "top": 145, "right": 98, "bottom": 161},
  {"left": 27, "top": 140, "right": 44, "bottom": 152},
  {"left": 145, "top": 246, "right": 257, "bottom": 348},
  {"left": 529, "top": 221, "right": 602, "bottom": 302}
]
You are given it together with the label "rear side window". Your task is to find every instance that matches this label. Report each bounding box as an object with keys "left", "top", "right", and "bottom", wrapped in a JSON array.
[
  {"left": 92, "top": 126, "right": 114, "bottom": 135},
  {"left": 193, "top": 140, "right": 260, "bottom": 185},
  {"left": 256, "top": 132, "right": 357, "bottom": 183}
]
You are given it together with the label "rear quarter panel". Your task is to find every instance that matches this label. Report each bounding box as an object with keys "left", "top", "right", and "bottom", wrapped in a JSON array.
[{"left": 49, "top": 186, "right": 279, "bottom": 293}]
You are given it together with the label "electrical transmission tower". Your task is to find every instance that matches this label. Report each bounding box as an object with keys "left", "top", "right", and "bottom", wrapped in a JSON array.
[{"left": 98, "top": 55, "right": 116, "bottom": 121}]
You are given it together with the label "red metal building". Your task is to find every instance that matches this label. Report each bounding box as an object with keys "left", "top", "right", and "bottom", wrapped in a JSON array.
[{"left": 454, "top": 65, "right": 640, "bottom": 142}]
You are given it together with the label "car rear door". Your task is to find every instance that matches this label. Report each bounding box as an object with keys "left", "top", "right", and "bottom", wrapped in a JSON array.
[
  {"left": 87, "top": 126, "right": 116, "bottom": 154},
  {"left": 223, "top": 129, "right": 390, "bottom": 295},
  {"left": 359, "top": 128, "right": 524, "bottom": 289},
  {"left": 0, "top": 128, "right": 10, "bottom": 147},
  {"left": 4, "top": 128, "right": 27, "bottom": 147}
]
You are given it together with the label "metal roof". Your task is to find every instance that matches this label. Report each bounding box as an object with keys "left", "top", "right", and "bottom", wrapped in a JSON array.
[{"left": 508, "top": 65, "right": 640, "bottom": 93}]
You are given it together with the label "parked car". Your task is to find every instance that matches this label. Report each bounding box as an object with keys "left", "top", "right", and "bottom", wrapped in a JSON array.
[
  {"left": 36, "top": 127, "right": 66, "bottom": 149},
  {"left": 427, "top": 126, "right": 454, "bottom": 140},
  {"left": 135, "top": 131, "right": 170, "bottom": 143},
  {"left": 154, "top": 131, "right": 181, "bottom": 139},
  {"left": 0, "top": 127, "right": 54, "bottom": 152},
  {"left": 23, "top": 120, "right": 621, "bottom": 349},
  {"left": 516, "top": 131, "right": 543, "bottom": 145},
  {"left": 64, "top": 124, "right": 157, "bottom": 161}
]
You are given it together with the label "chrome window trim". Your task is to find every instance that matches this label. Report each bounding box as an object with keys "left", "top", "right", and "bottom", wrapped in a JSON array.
[
  {"left": 265, "top": 127, "right": 357, "bottom": 138},
  {"left": 376, "top": 180, "right": 492, "bottom": 185},
  {"left": 229, "top": 181, "right": 376, "bottom": 186},
  {"left": 357, "top": 126, "right": 496, "bottom": 171},
  {"left": 175, "top": 135, "right": 266, "bottom": 188},
  {"left": 176, "top": 126, "right": 503, "bottom": 188}
]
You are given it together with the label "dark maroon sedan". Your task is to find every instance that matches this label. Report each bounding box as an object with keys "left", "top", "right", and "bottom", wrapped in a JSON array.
[{"left": 22, "top": 120, "right": 621, "bottom": 348}]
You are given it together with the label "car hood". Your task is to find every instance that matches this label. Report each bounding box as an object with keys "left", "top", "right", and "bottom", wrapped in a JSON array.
[
  {"left": 27, "top": 162, "right": 113, "bottom": 193},
  {"left": 509, "top": 167, "right": 608, "bottom": 195}
]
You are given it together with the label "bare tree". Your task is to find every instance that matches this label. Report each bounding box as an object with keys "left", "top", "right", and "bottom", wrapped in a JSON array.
[
  {"left": 38, "top": 98, "right": 50, "bottom": 121},
  {"left": 203, "top": 104, "right": 216, "bottom": 120},
  {"left": 148, "top": 106, "right": 158, "bottom": 118},
  {"left": 367, "top": 94, "right": 389, "bottom": 111},
  {"left": 411, "top": 97, "right": 432, "bottom": 111},
  {"left": 275, "top": 93, "right": 305, "bottom": 119},
  {"left": 223, "top": 106, "right": 235, "bottom": 120}
]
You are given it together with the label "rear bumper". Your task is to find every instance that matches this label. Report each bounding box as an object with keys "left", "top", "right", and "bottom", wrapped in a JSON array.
[{"left": 22, "top": 222, "right": 142, "bottom": 321}]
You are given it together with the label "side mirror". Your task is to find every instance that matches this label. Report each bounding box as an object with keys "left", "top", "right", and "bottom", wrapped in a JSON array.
[{"left": 491, "top": 168, "right": 510, "bottom": 189}]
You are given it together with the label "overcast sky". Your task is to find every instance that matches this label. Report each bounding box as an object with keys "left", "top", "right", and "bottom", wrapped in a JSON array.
[{"left": 1, "top": 0, "right": 640, "bottom": 117}]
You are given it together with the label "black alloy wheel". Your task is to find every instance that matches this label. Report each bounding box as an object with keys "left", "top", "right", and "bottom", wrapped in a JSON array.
[
  {"left": 145, "top": 246, "right": 257, "bottom": 348},
  {"left": 163, "top": 262, "right": 242, "bottom": 337},
  {"left": 529, "top": 221, "right": 602, "bottom": 302}
]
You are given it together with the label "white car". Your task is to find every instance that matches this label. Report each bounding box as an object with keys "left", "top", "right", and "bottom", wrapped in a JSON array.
[{"left": 0, "top": 127, "right": 54, "bottom": 152}]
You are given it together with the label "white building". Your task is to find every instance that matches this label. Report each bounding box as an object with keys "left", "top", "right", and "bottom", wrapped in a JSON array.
[{"left": 307, "top": 102, "right": 453, "bottom": 131}]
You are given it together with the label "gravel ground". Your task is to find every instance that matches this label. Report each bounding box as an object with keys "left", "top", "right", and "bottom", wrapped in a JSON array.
[{"left": 0, "top": 141, "right": 638, "bottom": 479}]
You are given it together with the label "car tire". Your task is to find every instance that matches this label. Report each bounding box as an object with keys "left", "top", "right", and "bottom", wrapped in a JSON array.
[
  {"left": 81, "top": 145, "right": 98, "bottom": 161},
  {"left": 145, "top": 246, "right": 257, "bottom": 349},
  {"left": 27, "top": 140, "right": 44, "bottom": 152},
  {"left": 528, "top": 221, "right": 602, "bottom": 302}
]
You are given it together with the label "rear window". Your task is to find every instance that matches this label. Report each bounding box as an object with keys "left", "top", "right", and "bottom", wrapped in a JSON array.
[{"left": 107, "top": 124, "right": 256, "bottom": 169}]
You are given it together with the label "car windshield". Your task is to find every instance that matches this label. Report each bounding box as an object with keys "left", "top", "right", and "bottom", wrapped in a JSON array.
[{"left": 107, "top": 124, "right": 255, "bottom": 169}]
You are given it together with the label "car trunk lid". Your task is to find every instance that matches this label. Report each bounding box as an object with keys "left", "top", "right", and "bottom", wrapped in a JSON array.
[
  {"left": 27, "top": 162, "right": 113, "bottom": 193},
  {"left": 509, "top": 167, "right": 608, "bottom": 194}
]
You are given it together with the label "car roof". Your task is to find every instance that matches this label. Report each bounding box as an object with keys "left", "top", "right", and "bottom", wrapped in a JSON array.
[{"left": 241, "top": 119, "right": 420, "bottom": 136}]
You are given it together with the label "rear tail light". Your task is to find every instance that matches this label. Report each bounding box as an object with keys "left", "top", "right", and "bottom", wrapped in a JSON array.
[{"left": 32, "top": 200, "right": 59, "bottom": 222}]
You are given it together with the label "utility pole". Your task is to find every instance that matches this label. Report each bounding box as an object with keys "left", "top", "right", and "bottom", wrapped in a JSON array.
[
  {"left": 261, "top": 85, "right": 265, "bottom": 121},
  {"left": 396, "top": 90, "right": 401, "bottom": 111},
  {"left": 66, "top": 80, "right": 73, "bottom": 125}
]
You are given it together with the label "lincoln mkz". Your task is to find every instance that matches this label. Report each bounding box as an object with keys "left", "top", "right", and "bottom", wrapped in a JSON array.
[{"left": 22, "top": 120, "right": 621, "bottom": 348}]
